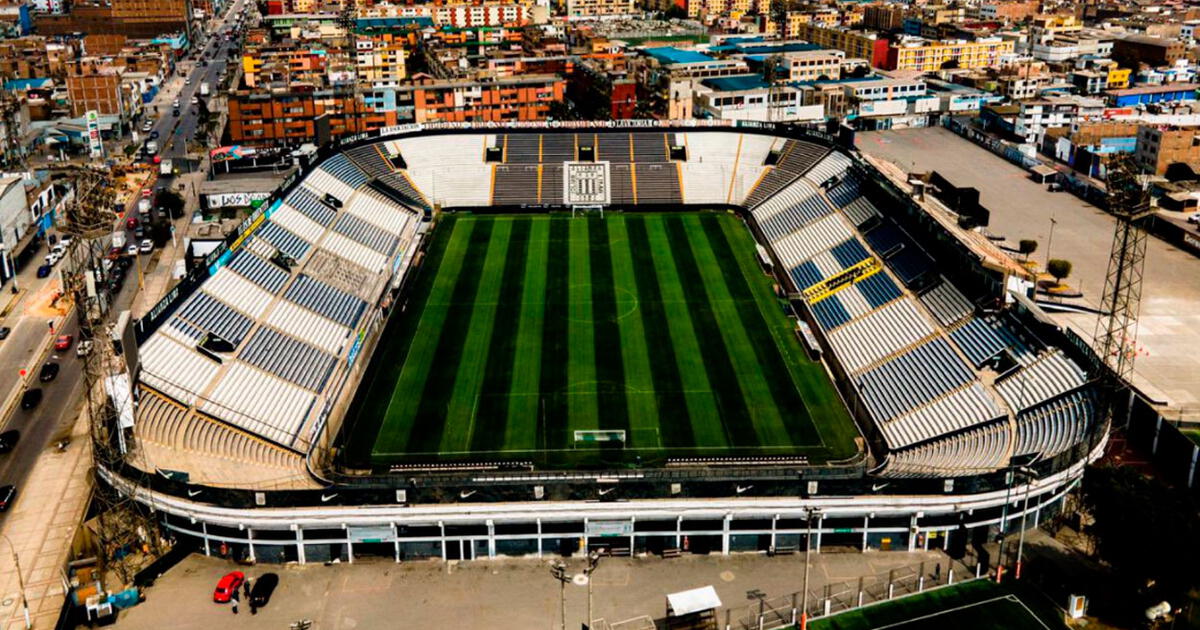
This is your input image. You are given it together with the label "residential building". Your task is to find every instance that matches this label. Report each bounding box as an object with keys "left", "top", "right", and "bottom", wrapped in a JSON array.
[
  {"left": 227, "top": 90, "right": 398, "bottom": 146},
  {"left": 977, "top": 0, "right": 1038, "bottom": 21},
  {"left": 1112, "top": 35, "right": 1185, "bottom": 68},
  {"left": 1012, "top": 94, "right": 1104, "bottom": 143},
  {"left": 862, "top": 4, "right": 906, "bottom": 32},
  {"left": 1135, "top": 125, "right": 1200, "bottom": 175},
  {"left": 0, "top": 3, "right": 32, "bottom": 37},
  {"left": 633, "top": 47, "right": 750, "bottom": 118},
  {"left": 566, "top": 0, "right": 633, "bottom": 18},
  {"left": 791, "top": 23, "right": 890, "bottom": 67},
  {"left": 356, "top": 33, "right": 407, "bottom": 88},
  {"left": 885, "top": 36, "right": 1014, "bottom": 72},
  {"left": 36, "top": 0, "right": 190, "bottom": 38},
  {"left": 409, "top": 74, "right": 565, "bottom": 123},
  {"left": 66, "top": 59, "right": 132, "bottom": 118},
  {"left": 692, "top": 75, "right": 823, "bottom": 122},
  {"left": 0, "top": 37, "right": 52, "bottom": 81}
]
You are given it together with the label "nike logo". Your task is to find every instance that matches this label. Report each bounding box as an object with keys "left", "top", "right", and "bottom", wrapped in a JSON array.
[
  {"left": 187, "top": 489, "right": 202, "bottom": 497},
  {"left": 459, "top": 490, "right": 477, "bottom": 499},
  {"left": 736, "top": 485, "right": 753, "bottom": 494},
  {"left": 320, "top": 493, "right": 338, "bottom": 502},
  {"left": 872, "top": 483, "right": 890, "bottom": 492},
  {"left": 597, "top": 488, "right": 615, "bottom": 496}
]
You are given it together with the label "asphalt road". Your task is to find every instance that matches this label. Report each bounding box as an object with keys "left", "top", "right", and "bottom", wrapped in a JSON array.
[{"left": 145, "top": 0, "right": 245, "bottom": 161}]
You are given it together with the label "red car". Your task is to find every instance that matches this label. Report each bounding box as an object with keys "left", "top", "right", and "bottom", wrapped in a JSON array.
[
  {"left": 53, "top": 335, "right": 73, "bottom": 351},
  {"left": 126, "top": 216, "right": 139, "bottom": 229},
  {"left": 213, "top": 571, "right": 245, "bottom": 603}
]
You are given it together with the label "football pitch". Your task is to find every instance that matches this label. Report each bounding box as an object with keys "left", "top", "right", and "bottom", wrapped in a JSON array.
[
  {"left": 809, "top": 580, "right": 1069, "bottom": 630},
  {"left": 340, "top": 211, "right": 859, "bottom": 468}
]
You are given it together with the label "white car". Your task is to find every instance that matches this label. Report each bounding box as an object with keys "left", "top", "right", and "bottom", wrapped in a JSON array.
[
  {"left": 142, "top": 120, "right": 153, "bottom": 132},
  {"left": 76, "top": 340, "right": 93, "bottom": 358},
  {"left": 190, "top": 96, "right": 199, "bottom": 105},
  {"left": 139, "top": 239, "right": 154, "bottom": 254},
  {"left": 172, "top": 99, "right": 180, "bottom": 108},
  {"left": 1187, "top": 212, "right": 1200, "bottom": 224},
  {"left": 125, "top": 244, "right": 139, "bottom": 256},
  {"left": 185, "top": 77, "right": 191, "bottom": 85}
]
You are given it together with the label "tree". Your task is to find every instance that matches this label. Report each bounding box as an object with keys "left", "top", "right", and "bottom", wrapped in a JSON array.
[
  {"left": 1018, "top": 239, "right": 1038, "bottom": 260},
  {"left": 940, "top": 58, "right": 960, "bottom": 70},
  {"left": 1082, "top": 465, "right": 1200, "bottom": 601},
  {"left": 157, "top": 189, "right": 186, "bottom": 220},
  {"left": 1047, "top": 258, "right": 1072, "bottom": 284}
]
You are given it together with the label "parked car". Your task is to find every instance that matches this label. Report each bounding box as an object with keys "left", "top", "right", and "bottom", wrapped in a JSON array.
[
  {"left": 38, "top": 362, "right": 59, "bottom": 383},
  {"left": 139, "top": 239, "right": 154, "bottom": 254},
  {"left": 249, "top": 573, "right": 278, "bottom": 609},
  {"left": 150, "top": 130, "right": 160, "bottom": 140},
  {"left": 0, "top": 327, "right": 9, "bottom": 340},
  {"left": 142, "top": 120, "right": 153, "bottom": 132},
  {"left": 54, "top": 335, "right": 73, "bottom": 351},
  {"left": 172, "top": 99, "right": 180, "bottom": 108},
  {"left": 213, "top": 571, "right": 245, "bottom": 603},
  {"left": 76, "top": 340, "right": 93, "bottom": 358},
  {"left": 0, "top": 430, "right": 20, "bottom": 454},
  {"left": 173, "top": 108, "right": 180, "bottom": 117},
  {"left": 19, "top": 389, "right": 41, "bottom": 410},
  {"left": 0, "top": 485, "right": 16, "bottom": 511},
  {"left": 125, "top": 244, "right": 139, "bottom": 257},
  {"left": 1187, "top": 212, "right": 1200, "bottom": 225}
]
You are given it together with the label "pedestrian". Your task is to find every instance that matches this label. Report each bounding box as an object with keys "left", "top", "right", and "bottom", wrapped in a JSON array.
[
  {"left": 231, "top": 590, "right": 239, "bottom": 615},
  {"left": 243, "top": 577, "right": 252, "bottom": 600}
]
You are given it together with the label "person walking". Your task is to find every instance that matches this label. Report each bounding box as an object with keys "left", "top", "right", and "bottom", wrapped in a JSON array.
[
  {"left": 243, "top": 577, "right": 252, "bottom": 601},
  {"left": 231, "top": 590, "right": 239, "bottom": 615}
]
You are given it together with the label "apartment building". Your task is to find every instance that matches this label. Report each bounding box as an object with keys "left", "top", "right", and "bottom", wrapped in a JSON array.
[
  {"left": 1135, "top": 125, "right": 1200, "bottom": 175},
  {"left": 862, "top": 3, "right": 906, "bottom": 31},
  {"left": 409, "top": 74, "right": 565, "bottom": 123},
  {"left": 977, "top": 0, "right": 1038, "bottom": 21},
  {"left": 566, "top": 0, "right": 634, "bottom": 18},
  {"left": 36, "top": 0, "right": 190, "bottom": 38},
  {"left": 884, "top": 36, "right": 1014, "bottom": 72},
  {"left": 633, "top": 47, "right": 751, "bottom": 118},
  {"left": 356, "top": 33, "right": 406, "bottom": 88},
  {"left": 692, "top": 75, "right": 823, "bottom": 122},
  {"left": 778, "top": 49, "right": 845, "bottom": 82},
  {"left": 1012, "top": 94, "right": 1104, "bottom": 143},
  {"left": 356, "top": 3, "right": 528, "bottom": 28},
  {"left": 1113, "top": 35, "right": 1185, "bottom": 68},
  {"left": 791, "top": 23, "right": 890, "bottom": 67},
  {"left": 227, "top": 90, "right": 398, "bottom": 146},
  {"left": 0, "top": 38, "right": 52, "bottom": 81},
  {"left": 66, "top": 60, "right": 132, "bottom": 117}
]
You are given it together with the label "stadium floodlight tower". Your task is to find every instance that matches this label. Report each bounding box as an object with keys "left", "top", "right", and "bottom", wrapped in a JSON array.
[
  {"left": 60, "top": 166, "right": 162, "bottom": 585},
  {"left": 1092, "top": 153, "right": 1153, "bottom": 426}
]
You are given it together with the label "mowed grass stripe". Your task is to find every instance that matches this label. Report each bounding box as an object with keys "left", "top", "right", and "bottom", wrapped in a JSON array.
[
  {"left": 352, "top": 215, "right": 458, "bottom": 462},
  {"left": 440, "top": 218, "right": 513, "bottom": 453},
  {"left": 503, "top": 217, "right": 550, "bottom": 452},
  {"left": 702, "top": 214, "right": 822, "bottom": 445},
  {"left": 588, "top": 216, "right": 630, "bottom": 437},
  {"left": 718, "top": 216, "right": 855, "bottom": 455},
  {"left": 685, "top": 215, "right": 793, "bottom": 447},
  {"left": 661, "top": 215, "right": 759, "bottom": 447},
  {"left": 538, "top": 217, "right": 570, "bottom": 451},
  {"left": 373, "top": 216, "right": 475, "bottom": 456},
  {"left": 567, "top": 218, "right": 599, "bottom": 434},
  {"left": 406, "top": 218, "right": 496, "bottom": 454},
  {"left": 469, "top": 217, "right": 533, "bottom": 453},
  {"left": 606, "top": 217, "right": 663, "bottom": 449},
  {"left": 640, "top": 216, "right": 729, "bottom": 448}
]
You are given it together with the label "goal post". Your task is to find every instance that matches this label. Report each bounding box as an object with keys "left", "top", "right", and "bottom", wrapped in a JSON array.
[
  {"left": 573, "top": 429, "right": 625, "bottom": 445},
  {"left": 572, "top": 204, "right": 605, "bottom": 218}
]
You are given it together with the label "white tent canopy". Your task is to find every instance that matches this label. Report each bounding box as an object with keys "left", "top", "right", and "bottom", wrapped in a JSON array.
[{"left": 666, "top": 586, "right": 721, "bottom": 617}]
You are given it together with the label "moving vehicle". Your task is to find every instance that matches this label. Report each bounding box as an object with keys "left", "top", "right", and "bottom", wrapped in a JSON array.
[
  {"left": 0, "top": 485, "right": 16, "bottom": 511},
  {"left": 145, "top": 140, "right": 158, "bottom": 155},
  {"left": 54, "top": 335, "right": 73, "bottom": 351},
  {"left": 127, "top": 216, "right": 139, "bottom": 229},
  {"left": 172, "top": 99, "right": 180, "bottom": 108},
  {"left": 140, "top": 239, "right": 154, "bottom": 254},
  {"left": 112, "top": 231, "right": 127, "bottom": 249},
  {"left": 150, "top": 130, "right": 159, "bottom": 140},
  {"left": 1188, "top": 212, "right": 1200, "bottom": 225},
  {"left": 199, "top": 81, "right": 211, "bottom": 96},
  {"left": 249, "top": 573, "right": 278, "bottom": 608},
  {"left": 190, "top": 96, "right": 199, "bottom": 105},
  {"left": 36, "top": 265, "right": 50, "bottom": 278},
  {"left": 0, "top": 430, "right": 20, "bottom": 454},
  {"left": 0, "top": 327, "right": 8, "bottom": 340},
  {"left": 160, "top": 159, "right": 173, "bottom": 177},
  {"left": 76, "top": 340, "right": 93, "bottom": 358},
  {"left": 142, "top": 120, "right": 153, "bottom": 132},
  {"left": 213, "top": 571, "right": 245, "bottom": 603},
  {"left": 173, "top": 108, "right": 180, "bottom": 117},
  {"left": 19, "top": 389, "right": 41, "bottom": 410},
  {"left": 38, "top": 362, "right": 59, "bottom": 383},
  {"left": 125, "top": 244, "right": 139, "bottom": 257}
]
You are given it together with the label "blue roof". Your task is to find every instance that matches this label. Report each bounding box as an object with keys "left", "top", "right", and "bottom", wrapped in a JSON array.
[
  {"left": 645, "top": 46, "right": 714, "bottom": 64},
  {"left": 737, "top": 43, "right": 823, "bottom": 54},
  {"left": 703, "top": 75, "right": 771, "bottom": 91},
  {"left": 4, "top": 78, "right": 50, "bottom": 90}
]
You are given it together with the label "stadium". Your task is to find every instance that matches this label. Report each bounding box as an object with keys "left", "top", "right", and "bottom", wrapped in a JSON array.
[{"left": 106, "top": 120, "right": 1106, "bottom": 564}]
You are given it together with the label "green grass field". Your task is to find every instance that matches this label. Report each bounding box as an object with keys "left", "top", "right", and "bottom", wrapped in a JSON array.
[
  {"left": 340, "top": 212, "right": 859, "bottom": 468},
  {"left": 809, "top": 581, "right": 1069, "bottom": 630}
]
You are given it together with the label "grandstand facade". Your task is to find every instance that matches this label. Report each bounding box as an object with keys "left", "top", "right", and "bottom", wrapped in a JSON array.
[{"left": 115, "top": 120, "right": 1106, "bottom": 564}]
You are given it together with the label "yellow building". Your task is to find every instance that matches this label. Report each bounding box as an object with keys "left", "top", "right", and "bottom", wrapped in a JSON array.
[
  {"left": 792, "top": 22, "right": 889, "bottom": 66},
  {"left": 1106, "top": 66, "right": 1131, "bottom": 89},
  {"left": 886, "top": 37, "right": 1015, "bottom": 72}
]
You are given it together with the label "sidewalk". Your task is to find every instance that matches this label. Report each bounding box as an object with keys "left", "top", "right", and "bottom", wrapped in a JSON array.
[
  {"left": 0, "top": 412, "right": 91, "bottom": 630},
  {"left": 115, "top": 550, "right": 953, "bottom": 630}
]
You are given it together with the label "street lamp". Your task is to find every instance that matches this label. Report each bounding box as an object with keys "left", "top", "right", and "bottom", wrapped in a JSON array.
[
  {"left": 549, "top": 560, "right": 569, "bottom": 630},
  {"left": 801, "top": 507, "right": 820, "bottom": 630},
  {"left": 0, "top": 533, "right": 31, "bottom": 629},
  {"left": 1014, "top": 464, "right": 1040, "bottom": 580},
  {"left": 584, "top": 550, "right": 601, "bottom": 629}
]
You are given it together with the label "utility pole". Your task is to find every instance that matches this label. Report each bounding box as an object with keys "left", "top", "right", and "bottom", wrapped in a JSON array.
[
  {"left": 0, "top": 534, "right": 30, "bottom": 629},
  {"left": 584, "top": 550, "right": 601, "bottom": 629},
  {"left": 801, "top": 507, "right": 819, "bottom": 630}
]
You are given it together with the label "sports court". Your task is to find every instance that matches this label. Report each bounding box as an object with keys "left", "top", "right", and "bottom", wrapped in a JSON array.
[
  {"left": 810, "top": 580, "right": 1068, "bottom": 630},
  {"left": 340, "top": 211, "right": 858, "bottom": 468}
]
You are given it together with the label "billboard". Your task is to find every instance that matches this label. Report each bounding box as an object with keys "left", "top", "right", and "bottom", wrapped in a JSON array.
[{"left": 85, "top": 110, "right": 103, "bottom": 158}]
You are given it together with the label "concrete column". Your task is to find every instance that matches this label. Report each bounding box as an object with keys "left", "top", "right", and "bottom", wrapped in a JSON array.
[
  {"left": 487, "top": 520, "right": 496, "bottom": 559},
  {"left": 582, "top": 517, "right": 589, "bottom": 555},
  {"left": 770, "top": 514, "right": 778, "bottom": 550},
  {"left": 202, "top": 522, "right": 210, "bottom": 556},
  {"left": 629, "top": 516, "right": 635, "bottom": 553},
  {"left": 675, "top": 516, "right": 683, "bottom": 548},
  {"left": 246, "top": 527, "right": 255, "bottom": 562},
  {"left": 908, "top": 514, "right": 918, "bottom": 552},
  {"left": 1190, "top": 445, "right": 1199, "bottom": 489},
  {"left": 439, "top": 521, "right": 446, "bottom": 562},
  {"left": 392, "top": 523, "right": 400, "bottom": 563},
  {"left": 1152, "top": 415, "right": 1163, "bottom": 454},
  {"left": 815, "top": 515, "right": 823, "bottom": 553},
  {"left": 296, "top": 527, "right": 305, "bottom": 565},
  {"left": 721, "top": 514, "right": 731, "bottom": 555},
  {"left": 537, "top": 519, "right": 543, "bottom": 558},
  {"left": 345, "top": 525, "right": 354, "bottom": 564},
  {"left": 861, "top": 515, "right": 869, "bottom": 552}
]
